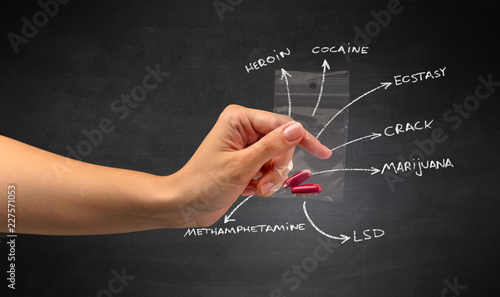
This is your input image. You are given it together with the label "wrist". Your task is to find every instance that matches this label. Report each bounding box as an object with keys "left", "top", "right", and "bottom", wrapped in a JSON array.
[{"left": 145, "top": 170, "right": 194, "bottom": 229}]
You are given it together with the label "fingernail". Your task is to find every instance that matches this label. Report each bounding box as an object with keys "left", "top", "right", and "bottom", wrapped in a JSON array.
[
  {"left": 283, "top": 122, "right": 303, "bottom": 142},
  {"left": 241, "top": 187, "right": 256, "bottom": 196},
  {"left": 324, "top": 147, "right": 333, "bottom": 158},
  {"left": 261, "top": 182, "right": 275, "bottom": 194}
]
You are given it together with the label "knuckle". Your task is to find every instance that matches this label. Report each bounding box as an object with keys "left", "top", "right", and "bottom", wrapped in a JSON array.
[
  {"left": 223, "top": 104, "right": 243, "bottom": 115},
  {"left": 275, "top": 113, "right": 294, "bottom": 125},
  {"left": 260, "top": 135, "right": 278, "bottom": 152},
  {"left": 224, "top": 157, "right": 249, "bottom": 183},
  {"left": 220, "top": 104, "right": 244, "bottom": 123}
]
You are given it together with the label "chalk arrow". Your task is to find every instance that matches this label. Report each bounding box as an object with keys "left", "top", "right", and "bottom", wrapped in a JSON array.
[
  {"left": 370, "top": 167, "right": 381, "bottom": 175},
  {"left": 316, "top": 82, "right": 392, "bottom": 138},
  {"left": 224, "top": 167, "right": 382, "bottom": 224},
  {"left": 224, "top": 195, "right": 254, "bottom": 224},
  {"left": 312, "top": 59, "right": 331, "bottom": 116},
  {"left": 303, "top": 201, "right": 351, "bottom": 244},
  {"left": 329, "top": 132, "right": 382, "bottom": 152},
  {"left": 312, "top": 167, "right": 381, "bottom": 176},
  {"left": 281, "top": 68, "right": 293, "bottom": 117}
]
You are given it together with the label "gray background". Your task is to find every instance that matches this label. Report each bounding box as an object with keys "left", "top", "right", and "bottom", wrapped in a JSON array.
[{"left": 1, "top": 1, "right": 499, "bottom": 296}]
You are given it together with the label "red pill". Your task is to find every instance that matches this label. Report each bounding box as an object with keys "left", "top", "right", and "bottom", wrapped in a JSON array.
[
  {"left": 283, "top": 169, "right": 312, "bottom": 189},
  {"left": 291, "top": 184, "right": 322, "bottom": 196}
]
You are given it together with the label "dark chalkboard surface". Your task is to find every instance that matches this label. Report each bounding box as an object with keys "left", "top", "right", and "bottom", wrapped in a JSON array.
[{"left": 1, "top": 1, "right": 499, "bottom": 296}]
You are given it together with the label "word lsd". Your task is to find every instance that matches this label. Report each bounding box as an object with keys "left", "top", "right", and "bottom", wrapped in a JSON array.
[
  {"left": 353, "top": 229, "right": 385, "bottom": 243},
  {"left": 394, "top": 67, "right": 446, "bottom": 86}
]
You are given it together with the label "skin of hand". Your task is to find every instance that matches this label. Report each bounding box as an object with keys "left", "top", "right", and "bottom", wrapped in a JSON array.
[
  {"left": 0, "top": 105, "right": 331, "bottom": 235},
  {"left": 153, "top": 105, "right": 332, "bottom": 228}
]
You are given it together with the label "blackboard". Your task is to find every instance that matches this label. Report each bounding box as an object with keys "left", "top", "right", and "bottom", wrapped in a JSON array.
[{"left": 1, "top": 1, "right": 499, "bottom": 296}]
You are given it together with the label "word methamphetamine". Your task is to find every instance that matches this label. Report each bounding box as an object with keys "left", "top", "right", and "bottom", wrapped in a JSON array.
[{"left": 184, "top": 223, "right": 306, "bottom": 237}]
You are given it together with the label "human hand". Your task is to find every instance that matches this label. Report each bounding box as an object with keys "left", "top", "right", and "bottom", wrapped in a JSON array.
[
  {"left": 156, "top": 105, "right": 332, "bottom": 228},
  {"left": 0, "top": 105, "right": 330, "bottom": 234}
]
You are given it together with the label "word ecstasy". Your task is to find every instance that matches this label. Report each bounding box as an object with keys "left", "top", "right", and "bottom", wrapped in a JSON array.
[{"left": 394, "top": 67, "right": 446, "bottom": 86}]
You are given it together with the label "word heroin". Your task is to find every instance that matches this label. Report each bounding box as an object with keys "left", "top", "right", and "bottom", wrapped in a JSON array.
[{"left": 245, "top": 48, "right": 291, "bottom": 73}]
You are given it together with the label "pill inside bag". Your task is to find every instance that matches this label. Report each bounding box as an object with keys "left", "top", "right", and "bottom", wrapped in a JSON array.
[
  {"left": 283, "top": 169, "right": 312, "bottom": 189},
  {"left": 291, "top": 184, "right": 322, "bottom": 196},
  {"left": 273, "top": 70, "right": 349, "bottom": 202}
]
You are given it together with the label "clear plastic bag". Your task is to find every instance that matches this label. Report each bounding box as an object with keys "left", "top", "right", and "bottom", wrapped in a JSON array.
[{"left": 273, "top": 70, "right": 349, "bottom": 202}]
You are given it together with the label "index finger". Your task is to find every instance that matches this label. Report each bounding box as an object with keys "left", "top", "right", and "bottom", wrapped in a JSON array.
[
  {"left": 242, "top": 106, "right": 332, "bottom": 159},
  {"left": 298, "top": 128, "right": 332, "bottom": 159}
]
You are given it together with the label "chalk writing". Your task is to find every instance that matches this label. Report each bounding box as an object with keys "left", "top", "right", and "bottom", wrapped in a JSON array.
[
  {"left": 352, "top": 229, "right": 385, "bottom": 243},
  {"left": 184, "top": 223, "right": 306, "bottom": 237},
  {"left": 381, "top": 158, "right": 454, "bottom": 177},
  {"left": 245, "top": 48, "right": 291, "bottom": 73},
  {"left": 394, "top": 67, "right": 446, "bottom": 86},
  {"left": 384, "top": 119, "right": 434, "bottom": 136},
  {"left": 312, "top": 44, "right": 369, "bottom": 55}
]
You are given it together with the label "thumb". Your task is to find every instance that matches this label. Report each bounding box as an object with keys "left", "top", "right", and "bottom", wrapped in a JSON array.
[{"left": 242, "top": 121, "right": 304, "bottom": 169}]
